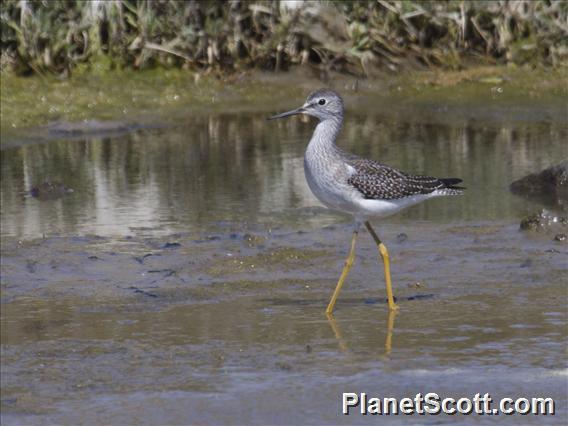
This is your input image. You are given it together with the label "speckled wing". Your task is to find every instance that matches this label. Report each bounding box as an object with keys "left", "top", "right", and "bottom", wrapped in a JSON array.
[{"left": 346, "top": 158, "right": 464, "bottom": 200}]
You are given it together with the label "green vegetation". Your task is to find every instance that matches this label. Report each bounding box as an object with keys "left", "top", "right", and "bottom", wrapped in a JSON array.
[
  {"left": 1, "top": 0, "right": 566, "bottom": 77},
  {"left": 2, "top": 64, "right": 566, "bottom": 144}
]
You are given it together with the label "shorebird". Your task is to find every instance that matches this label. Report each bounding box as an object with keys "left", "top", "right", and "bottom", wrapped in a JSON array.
[{"left": 269, "top": 89, "right": 464, "bottom": 314}]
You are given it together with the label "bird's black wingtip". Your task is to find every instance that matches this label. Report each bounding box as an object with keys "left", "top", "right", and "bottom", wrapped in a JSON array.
[
  {"left": 440, "top": 178, "right": 462, "bottom": 185},
  {"left": 440, "top": 178, "right": 465, "bottom": 190}
]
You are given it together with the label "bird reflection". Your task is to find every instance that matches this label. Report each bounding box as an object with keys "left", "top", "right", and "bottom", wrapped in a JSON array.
[{"left": 326, "top": 309, "right": 398, "bottom": 356}]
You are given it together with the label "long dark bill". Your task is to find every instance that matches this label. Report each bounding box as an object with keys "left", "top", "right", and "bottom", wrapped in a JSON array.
[{"left": 268, "top": 107, "right": 305, "bottom": 120}]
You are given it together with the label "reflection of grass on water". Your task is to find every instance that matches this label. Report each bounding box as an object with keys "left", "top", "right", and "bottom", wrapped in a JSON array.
[{"left": 1, "top": 1, "right": 566, "bottom": 77}]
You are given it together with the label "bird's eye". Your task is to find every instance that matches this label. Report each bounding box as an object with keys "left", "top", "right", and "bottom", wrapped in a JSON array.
[{"left": 318, "top": 99, "right": 326, "bottom": 105}]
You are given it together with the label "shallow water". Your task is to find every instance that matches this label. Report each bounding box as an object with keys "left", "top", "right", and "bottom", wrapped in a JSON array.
[
  {"left": 2, "top": 108, "right": 566, "bottom": 238},
  {"left": 1, "top": 94, "right": 567, "bottom": 424}
]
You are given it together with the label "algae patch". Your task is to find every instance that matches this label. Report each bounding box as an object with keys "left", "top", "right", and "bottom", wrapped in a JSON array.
[{"left": 206, "top": 246, "right": 332, "bottom": 277}]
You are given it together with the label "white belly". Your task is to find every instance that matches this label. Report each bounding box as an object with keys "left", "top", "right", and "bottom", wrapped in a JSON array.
[{"left": 354, "top": 193, "right": 438, "bottom": 219}]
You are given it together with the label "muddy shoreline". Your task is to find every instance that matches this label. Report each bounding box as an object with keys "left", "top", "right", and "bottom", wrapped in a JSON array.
[{"left": 2, "top": 221, "right": 567, "bottom": 424}]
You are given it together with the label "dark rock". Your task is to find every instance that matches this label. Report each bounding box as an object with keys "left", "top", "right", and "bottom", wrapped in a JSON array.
[
  {"left": 133, "top": 253, "right": 156, "bottom": 264},
  {"left": 128, "top": 286, "right": 158, "bottom": 298},
  {"left": 519, "top": 209, "right": 567, "bottom": 232},
  {"left": 396, "top": 233, "right": 408, "bottom": 243},
  {"left": 520, "top": 212, "right": 544, "bottom": 231},
  {"left": 510, "top": 160, "right": 568, "bottom": 210},
  {"left": 406, "top": 294, "right": 435, "bottom": 301},
  {"left": 161, "top": 242, "right": 181, "bottom": 249},
  {"left": 554, "top": 233, "right": 567, "bottom": 242},
  {"left": 147, "top": 269, "right": 176, "bottom": 278}
]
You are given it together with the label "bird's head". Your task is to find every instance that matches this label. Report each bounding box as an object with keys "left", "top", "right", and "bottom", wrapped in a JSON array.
[{"left": 269, "top": 89, "right": 344, "bottom": 122}]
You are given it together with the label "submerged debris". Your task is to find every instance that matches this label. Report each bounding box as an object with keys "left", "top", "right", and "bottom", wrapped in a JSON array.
[
  {"left": 161, "top": 242, "right": 181, "bottom": 249},
  {"left": 128, "top": 286, "right": 158, "bottom": 298},
  {"left": 133, "top": 253, "right": 157, "bottom": 264},
  {"left": 46, "top": 120, "right": 142, "bottom": 137},
  {"left": 29, "top": 181, "right": 73, "bottom": 200},
  {"left": 519, "top": 209, "right": 567, "bottom": 233}
]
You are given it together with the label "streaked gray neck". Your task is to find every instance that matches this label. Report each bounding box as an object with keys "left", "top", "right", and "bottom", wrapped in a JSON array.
[{"left": 308, "top": 117, "right": 343, "bottom": 154}]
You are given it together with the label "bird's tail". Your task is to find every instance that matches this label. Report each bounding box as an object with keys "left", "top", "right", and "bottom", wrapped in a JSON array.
[{"left": 439, "top": 178, "right": 465, "bottom": 195}]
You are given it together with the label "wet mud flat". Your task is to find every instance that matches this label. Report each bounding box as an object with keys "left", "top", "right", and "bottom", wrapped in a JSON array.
[
  {"left": 1, "top": 68, "right": 567, "bottom": 424},
  {"left": 1, "top": 221, "right": 566, "bottom": 424}
]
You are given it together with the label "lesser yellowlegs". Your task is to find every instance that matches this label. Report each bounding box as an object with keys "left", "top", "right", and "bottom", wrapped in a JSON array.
[{"left": 270, "top": 89, "right": 464, "bottom": 314}]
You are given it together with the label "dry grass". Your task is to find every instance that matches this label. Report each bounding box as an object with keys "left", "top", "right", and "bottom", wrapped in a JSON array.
[{"left": 1, "top": 0, "right": 566, "bottom": 77}]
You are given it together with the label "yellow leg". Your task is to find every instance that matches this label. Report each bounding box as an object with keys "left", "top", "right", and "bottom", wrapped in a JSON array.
[
  {"left": 384, "top": 308, "right": 397, "bottom": 355},
  {"left": 326, "top": 229, "right": 358, "bottom": 315},
  {"left": 365, "top": 221, "right": 399, "bottom": 312}
]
